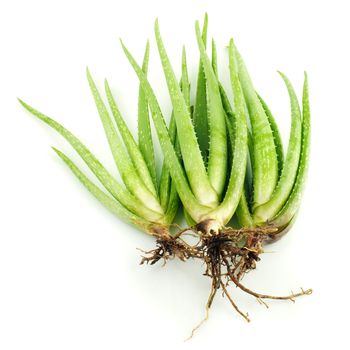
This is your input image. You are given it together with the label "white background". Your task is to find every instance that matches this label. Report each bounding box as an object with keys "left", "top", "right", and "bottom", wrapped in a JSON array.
[{"left": 0, "top": 0, "right": 349, "bottom": 349}]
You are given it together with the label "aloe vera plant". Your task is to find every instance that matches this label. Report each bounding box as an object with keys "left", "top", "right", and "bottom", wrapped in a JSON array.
[{"left": 20, "top": 14, "right": 311, "bottom": 331}]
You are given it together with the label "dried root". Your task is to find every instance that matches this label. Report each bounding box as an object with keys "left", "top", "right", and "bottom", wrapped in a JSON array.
[
  {"left": 139, "top": 230, "right": 202, "bottom": 265},
  {"left": 140, "top": 224, "right": 312, "bottom": 338}
]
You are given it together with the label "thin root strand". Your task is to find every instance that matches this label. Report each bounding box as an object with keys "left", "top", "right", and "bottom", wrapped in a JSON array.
[
  {"left": 220, "top": 282, "right": 250, "bottom": 322},
  {"left": 227, "top": 269, "right": 312, "bottom": 302},
  {"left": 185, "top": 285, "right": 216, "bottom": 341}
]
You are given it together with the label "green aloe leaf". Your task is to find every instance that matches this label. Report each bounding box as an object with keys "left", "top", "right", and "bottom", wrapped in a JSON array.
[
  {"left": 137, "top": 41, "right": 158, "bottom": 187},
  {"left": 19, "top": 99, "right": 162, "bottom": 222},
  {"left": 158, "top": 113, "right": 177, "bottom": 209},
  {"left": 212, "top": 38, "right": 218, "bottom": 78},
  {"left": 154, "top": 19, "right": 218, "bottom": 207},
  {"left": 195, "top": 21, "right": 227, "bottom": 198},
  {"left": 257, "top": 94, "right": 284, "bottom": 177},
  {"left": 180, "top": 46, "right": 191, "bottom": 108},
  {"left": 236, "top": 193, "right": 254, "bottom": 228},
  {"left": 104, "top": 78, "right": 158, "bottom": 198},
  {"left": 120, "top": 40, "right": 210, "bottom": 222},
  {"left": 165, "top": 47, "right": 192, "bottom": 222},
  {"left": 160, "top": 47, "right": 189, "bottom": 222},
  {"left": 193, "top": 13, "right": 209, "bottom": 162},
  {"left": 271, "top": 73, "right": 310, "bottom": 227},
  {"left": 235, "top": 49, "right": 279, "bottom": 209},
  {"left": 212, "top": 39, "right": 248, "bottom": 225},
  {"left": 220, "top": 84, "right": 254, "bottom": 227},
  {"left": 53, "top": 147, "right": 151, "bottom": 232},
  {"left": 86, "top": 69, "right": 163, "bottom": 214},
  {"left": 253, "top": 73, "right": 302, "bottom": 224}
]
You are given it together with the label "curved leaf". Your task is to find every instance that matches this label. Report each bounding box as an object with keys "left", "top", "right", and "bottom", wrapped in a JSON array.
[
  {"left": 53, "top": 147, "right": 151, "bottom": 232},
  {"left": 154, "top": 20, "right": 218, "bottom": 207},
  {"left": 120, "top": 41, "right": 210, "bottom": 222},
  {"left": 195, "top": 22, "right": 227, "bottom": 197},
  {"left": 235, "top": 49, "right": 278, "bottom": 208},
  {"left": 86, "top": 70, "right": 163, "bottom": 214},
  {"left": 137, "top": 42, "right": 158, "bottom": 187},
  {"left": 19, "top": 99, "right": 163, "bottom": 222},
  {"left": 254, "top": 73, "right": 302, "bottom": 224},
  {"left": 271, "top": 73, "right": 310, "bottom": 227}
]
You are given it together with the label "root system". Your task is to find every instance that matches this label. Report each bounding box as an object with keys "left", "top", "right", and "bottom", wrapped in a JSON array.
[{"left": 140, "top": 223, "right": 312, "bottom": 337}]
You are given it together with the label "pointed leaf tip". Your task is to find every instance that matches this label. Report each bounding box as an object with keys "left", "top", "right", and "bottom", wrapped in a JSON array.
[
  {"left": 277, "top": 70, "right": 286, "bottom": 78},
  {"left": 18, "top": 98, "right": 35, "bottom": 113},
  {"left": 51, "top": 146, "right": 62, "bottom": 156},
  {"left": 154, "top": 18, "right": 159, "bottom": 30},
  {"left": 182, "top": 45, "right": 186, "bottom": 59}
]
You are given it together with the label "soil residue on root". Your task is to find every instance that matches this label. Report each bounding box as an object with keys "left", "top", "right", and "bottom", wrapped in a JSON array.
[
  {"left": 140, "top": 224, "right": 312, "bottom": 337},
  {"left": 139, "top": 231, "right": 202, "bottom": 265}
]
